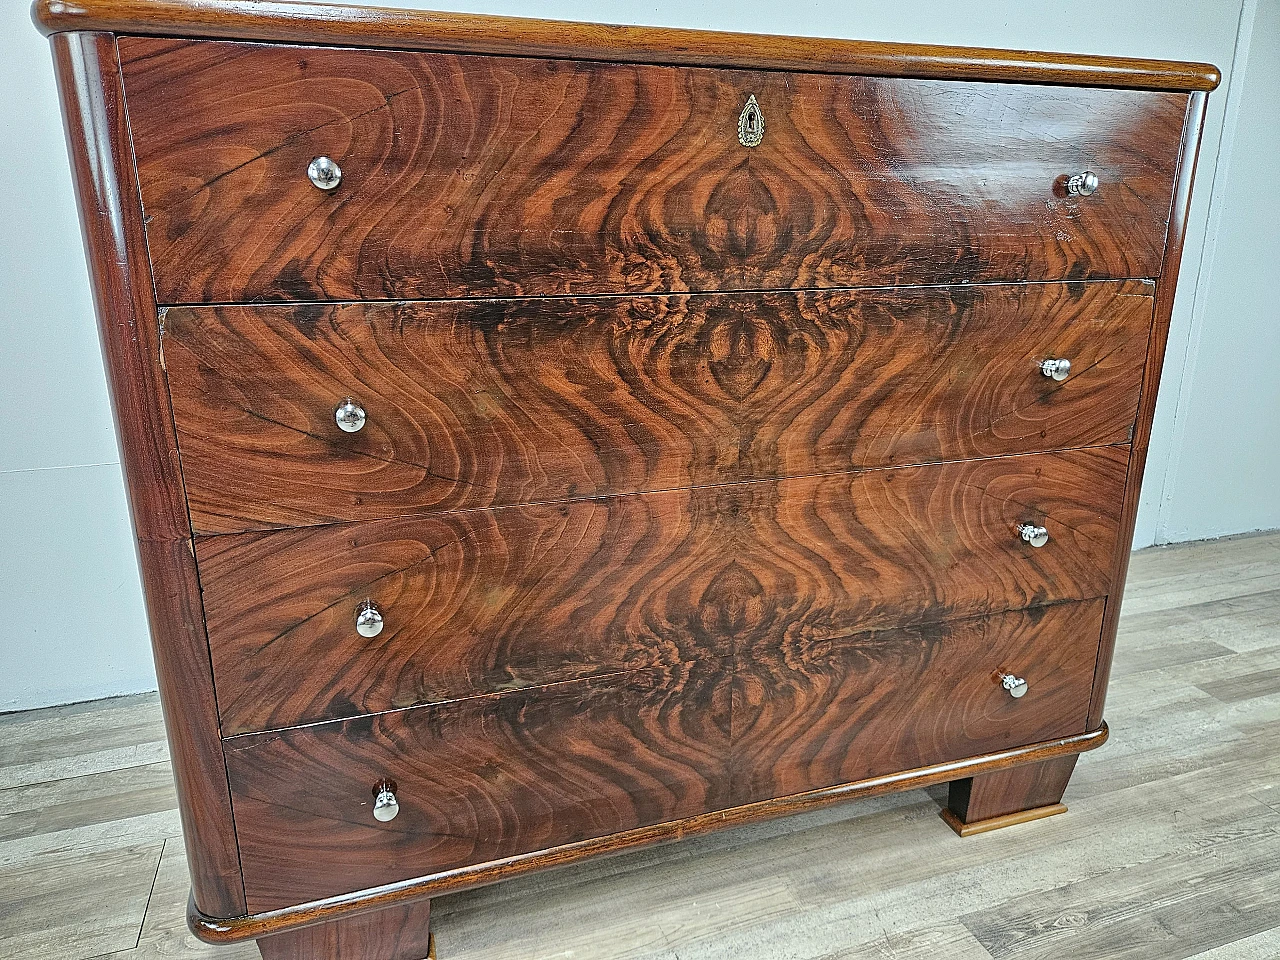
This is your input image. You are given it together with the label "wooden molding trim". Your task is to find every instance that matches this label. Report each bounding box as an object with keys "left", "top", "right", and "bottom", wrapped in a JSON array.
[
  {"left": 190, "top": 723, "right": 1108, "bottom": 941},
  {"left": 33, "top": 0, "right": 1219, "bottom": 91}
]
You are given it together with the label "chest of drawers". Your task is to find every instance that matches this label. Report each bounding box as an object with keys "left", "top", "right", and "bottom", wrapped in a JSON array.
[{"left": 36, "top": 1, "right": 1218, "bottom": 957}]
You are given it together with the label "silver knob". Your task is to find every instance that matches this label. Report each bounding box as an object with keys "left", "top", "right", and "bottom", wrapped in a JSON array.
[
  {"left": 1001, "top": 674, "right": 1029, "bottom": 699},
  {"left": 355, "top": 600, "right": 384, "bottom": 638},
  {"left": 1040, "top": 358, "right": 1071, "bottom": 381},
  {"left": 1065, "top": 170, "right": 1099, "bottom": 197},
  {"left": 335, "top": 398, "right": 366, "bottom": 433},
  {"left": 1018, "top": 523, "right": 1049, "bottom": 548},
  {"left": 308, "top": 155, "right": 342, "bottom": 191},
  {"left": 372, "top": 780, "right": 399, "bottom": 822}
]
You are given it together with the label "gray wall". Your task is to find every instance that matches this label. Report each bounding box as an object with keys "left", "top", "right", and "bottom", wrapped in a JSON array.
[{"left": 1, "top": 0, "right": 1275, "bottom": 712}]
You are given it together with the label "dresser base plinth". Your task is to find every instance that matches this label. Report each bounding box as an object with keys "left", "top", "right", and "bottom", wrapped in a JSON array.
[
  {"left": 940, "top": 801, "right": 1068, "bottom": 836},
  {"left": 943, "top": 754, "right": 1079, "bottom": 836},
  {"left": 256, "top": 900, "right": 433, "bottom": 960}
]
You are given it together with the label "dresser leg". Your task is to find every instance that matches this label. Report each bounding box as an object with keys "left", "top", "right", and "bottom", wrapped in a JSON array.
[
  {"left": 256, "top": 900, "right": 434, "bottom": 960},
  {"left": 940, "top": 755, "right": 1078, "bottom": 837}
]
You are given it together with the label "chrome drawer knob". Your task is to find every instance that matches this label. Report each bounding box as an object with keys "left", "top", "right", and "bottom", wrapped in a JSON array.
[
  {"left": 355, "top": 600, "right": 384, "bottom": 638},
  {"left": 1001, "top": 674, "right": 1029, "bottom": 699},
  {"left": 372, "top": 780, "right": 399, "bottom": 822},
  {"left": 1018, "top": 523, "right": 1050, "bottom": 548},
  {"left": 335, "top": 398, "right": 366, "bottom": 433},
  {"left": 1065, "top": 170, "right": 1099, "bottom": 196},
  {"left": 307, "top": 155, "right": 342, "bottom": 191},
  {"left": 1040, "top": 358, "right": 1071, "bottom": 381}
]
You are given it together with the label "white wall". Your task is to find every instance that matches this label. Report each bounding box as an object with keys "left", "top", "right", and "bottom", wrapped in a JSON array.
[
  {"left": 1146, "top": 0, "right": 1280, "bottom": 545},
  {"left": 0, "top": 0, "right": 1273, "bottom": 712},
  {"left": 1, "top": 4, "right": 155, "bottom": 711}
]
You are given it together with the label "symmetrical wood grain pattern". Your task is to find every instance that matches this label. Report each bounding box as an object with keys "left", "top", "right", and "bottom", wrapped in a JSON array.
[
  {"left": 255, "top": 900, "right": 432, "bottom": 960},
  {"left": 48, "top": 30, "right": 245, "bottom": 919},
  {"left": 33, "top": 1, "right": 1221, "bottom": 92},
  {"left": 118, "top": 39, "right": 1187, "bottom": 304},
  {"left": 36, "top": 3, "right": 1217, "bottom": 947},
  {"left": 1089, "top": 91, "right": 1209, "bottom": 730},
  {"left": 165, "top": 282, "right": 1153, "bottom": 535},
  {"left": 224, "top": 598, "right": 1101, "bottom": 913},
  {"left": 732, "top": 601, "right": 1103, "bottom": 804},
  {"left": 225, "top": 660, "right": 735, "bottom": 912},
  {"left": 200, "top": 447, "right": 1127, "bottom": 734}
]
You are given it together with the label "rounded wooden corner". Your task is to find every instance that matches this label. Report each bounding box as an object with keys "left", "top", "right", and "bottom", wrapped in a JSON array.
[{"left": 31, "top": 0, "right": 67, "bottom": 36}]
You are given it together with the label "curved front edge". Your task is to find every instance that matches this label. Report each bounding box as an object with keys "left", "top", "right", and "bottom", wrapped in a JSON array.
[
  {"left": 189, "top": 723, "right": 1108, "bottom": 944},
  {"left": 48, "top": 28, "right": 246, "bottom": 919}
]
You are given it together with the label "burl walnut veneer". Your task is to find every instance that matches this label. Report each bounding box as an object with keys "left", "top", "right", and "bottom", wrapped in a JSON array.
[{"left": 35, "top": 1, "right": 1217, "bottom": 956}]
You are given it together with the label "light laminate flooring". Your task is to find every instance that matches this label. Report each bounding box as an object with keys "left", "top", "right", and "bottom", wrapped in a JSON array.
[{"left": 2, "top": 531, "right": 1279, "bottom": 960}]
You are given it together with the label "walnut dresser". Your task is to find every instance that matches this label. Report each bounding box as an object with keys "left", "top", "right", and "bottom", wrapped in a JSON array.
[{"left": 35, "top": 1, "right": 1219, "bottom": 956}]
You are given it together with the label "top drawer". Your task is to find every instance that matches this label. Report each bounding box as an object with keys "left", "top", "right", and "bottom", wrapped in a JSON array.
[{"left": 118, "top": 38, "right": 1187, "bottom": 304}]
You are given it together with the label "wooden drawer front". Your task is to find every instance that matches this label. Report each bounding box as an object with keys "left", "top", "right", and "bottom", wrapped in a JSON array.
[
  {"left": 226, "top": 660, "right": 734, "bottom": 912},
  {"left": 200, "top": 446, "right": 1126, "bottom": 735},
  {"left": 119, "top": 38, "right": 1186, "bottom": 303},
  {"left": 165, "top": 282, "right": 1151, "bottom": 535},
  {"left": 225, "top": 601, "right": 1098, "bottom": 911},
  {"left": 733, "top": 599, "right": 1104, "bottom": 804}
]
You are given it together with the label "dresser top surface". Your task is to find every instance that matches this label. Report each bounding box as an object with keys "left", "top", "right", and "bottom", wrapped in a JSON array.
[{"left": 34, "top": 0, "right": 1219, "bottom": 92}]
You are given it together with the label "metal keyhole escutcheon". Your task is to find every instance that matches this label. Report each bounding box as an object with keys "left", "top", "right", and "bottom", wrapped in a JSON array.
[{"left": 738, "top": 95, "right": 765, "bottom": 148}]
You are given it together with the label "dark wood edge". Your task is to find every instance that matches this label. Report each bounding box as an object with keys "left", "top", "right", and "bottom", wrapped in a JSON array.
[
  {"left": 1087, "top": 90, "right": 1210, "bottom": 730},
  {"left": 49, "top": 30, "right": 247, "bottom": 917},
  {"left": 33, "top": 0, "right": 1219, "bottom": 91},
  {"left": 189, "top": 723, "right": 1108, "bottom": 941}
]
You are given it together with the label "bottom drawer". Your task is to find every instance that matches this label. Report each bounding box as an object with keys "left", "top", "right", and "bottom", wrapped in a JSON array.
[{"left": 225, "top": 601, "right": 1102, "bottom": 911}]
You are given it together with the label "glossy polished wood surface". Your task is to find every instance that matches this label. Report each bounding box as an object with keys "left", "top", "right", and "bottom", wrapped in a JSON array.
[
  {"left": 199, "top": 727, "right": 1110, "bottom": 942},
  {"left": 35, "top": 2, "right": 1217, "bottom": 944},
  {"left": 733, "top": 600, "right": 1102, "bottom": 803},
  {"left": 255, "top": 900, "right": 433, "bottom": 960},
  {"left": 166, "top": 283, "right": 1152, "bottom": 535},
  {"left": 49, "top": 30, "right": 245, "bottom": 919},
  {"left": 35, "top": 1, "right": 1220, "bottom": 91},
  {"left": 225, "top": 592, "right": 1099, "bottom": 913},
  {"left": 200, "top": 447, "right": 1126, "bottom": 734},
  {"left": 226, "top": 660, "right": 735, "bottom": 912},
  {"left": 120, "top": 39, "right": 1187, "bottom": 304}
]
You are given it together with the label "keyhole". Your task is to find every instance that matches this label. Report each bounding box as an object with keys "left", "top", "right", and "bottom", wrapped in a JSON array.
[{"left": 738, "top": 95, "right": 765, "bottom": 148}]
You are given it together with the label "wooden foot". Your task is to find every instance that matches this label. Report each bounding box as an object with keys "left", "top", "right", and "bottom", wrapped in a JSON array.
[
  {"left": 942, "top": 755, "right": 1078, "bottom": 836},
  {"left": 257, "top": 899, "right": 433, "bottom": 960}
]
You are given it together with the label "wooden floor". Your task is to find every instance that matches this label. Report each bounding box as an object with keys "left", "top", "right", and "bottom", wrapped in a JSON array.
[{"left": 3, "top": 531, "right": 1279, "bottom": 960}]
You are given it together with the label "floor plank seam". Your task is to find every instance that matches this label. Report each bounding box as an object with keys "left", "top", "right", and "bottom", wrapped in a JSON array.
[{"left": 137, "top": 836, "right": 166, "bottom": 950}]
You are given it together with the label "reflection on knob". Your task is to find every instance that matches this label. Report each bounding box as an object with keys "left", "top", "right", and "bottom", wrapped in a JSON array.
[
  {"left": 1041, "top": 358, "right": 1071, "bottom": 381},
  {"left": 1018, "top": 523, "right": 1050, "bottom": 548},
  {"left": 1065, "top": 170, "right": 1099, "bottom": 196},
  {"left": 1001, "top": 674, "right": 1029, "bottom": 698},
  {"left": 372, "top": 779, "right": 399, "bottom": 822},
  {"left": 335, "top": 398, "right": 366, "bottom": 433},
  {"left": 307, "top": 155, "right": 342, "bottom": 191},
  {"left": 355, "top": 600, "right": 384, "bottom": 638}
]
